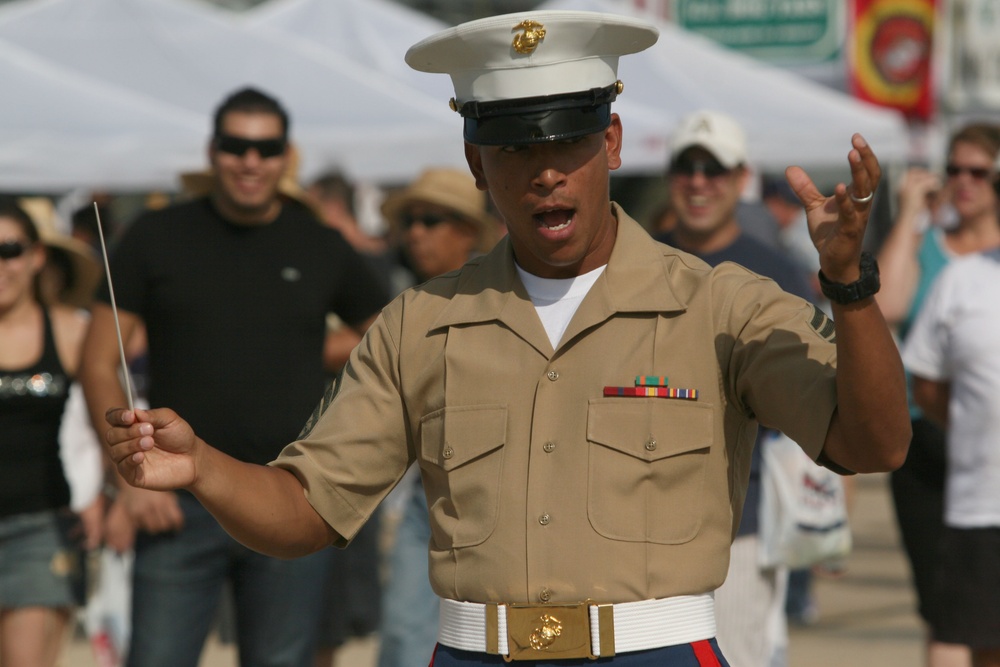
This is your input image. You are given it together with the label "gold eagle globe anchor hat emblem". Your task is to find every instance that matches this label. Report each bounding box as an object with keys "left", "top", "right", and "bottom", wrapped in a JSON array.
[
  {"left": 512, "top": 19, "right": 546, "bottom": 54},
  {"left": 405, "top": 10, "right": 659, "bottom": 145}
]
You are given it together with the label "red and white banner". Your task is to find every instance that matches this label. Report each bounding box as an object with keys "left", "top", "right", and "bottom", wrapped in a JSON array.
[{"left": 849, "top": 0, "right": 936, "bottom": 120}]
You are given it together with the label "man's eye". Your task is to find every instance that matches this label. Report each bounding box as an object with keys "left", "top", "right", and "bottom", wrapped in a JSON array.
[{"left": 500, "top": 144, "right": 526, "bottom": 153}]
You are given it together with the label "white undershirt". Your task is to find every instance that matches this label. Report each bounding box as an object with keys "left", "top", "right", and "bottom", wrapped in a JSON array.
[{"left": 515, "top": 264, "right": 606, "bottom": 349}]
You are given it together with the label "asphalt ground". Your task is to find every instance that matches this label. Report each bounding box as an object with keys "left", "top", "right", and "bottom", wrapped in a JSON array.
[{"left": 64, "top": 473, "right": 923, "bottom": 667}]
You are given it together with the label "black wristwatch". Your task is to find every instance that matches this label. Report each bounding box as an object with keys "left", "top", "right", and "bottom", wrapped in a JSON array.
[{"left": 818, "top": 251, "right": 880, "bottom": 305}]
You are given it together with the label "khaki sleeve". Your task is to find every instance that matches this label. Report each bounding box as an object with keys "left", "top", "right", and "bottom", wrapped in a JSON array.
[
  {"left": 720, "top": 270, "right": 838, "bottom": 461},
  {"left": 270, "top": 303, "right": 413, "bottom": 546}
]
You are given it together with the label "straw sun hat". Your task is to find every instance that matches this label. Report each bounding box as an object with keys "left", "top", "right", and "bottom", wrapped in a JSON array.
[
  {"left": 17, "top": 198, "right": 102, "bottom": 309},
  {"left": 380, "top": 168, "right": 497, "bottom": 249}
]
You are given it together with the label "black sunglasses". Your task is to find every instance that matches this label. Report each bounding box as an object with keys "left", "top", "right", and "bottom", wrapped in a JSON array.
[
  {"left": 215, "top": 135, "right": 287, "bottom": 159},
  {"left": 401, "top": 213, "right": 455, "bottom": 230},
  {"left": 669, "top": 156, "right": 731, "bottom": 179},
  {"left": 0, "top": 240, "right": 32, "bottom": 260},
  {"left": 945, "top": 164, "right": 993, "bottom": 180}
]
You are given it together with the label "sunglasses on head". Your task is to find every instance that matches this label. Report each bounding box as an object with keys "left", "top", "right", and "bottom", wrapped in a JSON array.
[
  {"left": 401, "top": 213, "right": 456, "bottom": 230},
  {"left": 0, "top": 240, "right": 32, "bottom": 260},
  {"left": 669, "top": 155, "right": 731, "bottom": 179},
  {"left": 215, "top": 135, "right": 287, "bottom": 159}
]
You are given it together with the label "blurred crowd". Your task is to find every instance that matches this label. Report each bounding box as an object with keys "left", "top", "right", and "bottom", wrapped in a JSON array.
[{"left": 1, "top": 82, "right": 998, "bottom": 667}]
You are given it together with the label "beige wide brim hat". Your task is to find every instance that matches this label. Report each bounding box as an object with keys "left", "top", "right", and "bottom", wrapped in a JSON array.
[
  {"left": 18, "top": 197, "right": 102, "bottom": 309},
  {"left": 381, "top": 168, "right": 498, "bottom": 250}
]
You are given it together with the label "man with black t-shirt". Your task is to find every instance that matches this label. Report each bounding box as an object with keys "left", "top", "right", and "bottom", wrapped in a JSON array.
[{"left": 80, "top": 87, "right": 387, "bottom": 667}]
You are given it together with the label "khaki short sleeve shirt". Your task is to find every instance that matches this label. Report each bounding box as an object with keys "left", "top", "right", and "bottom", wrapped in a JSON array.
[{"left": 272, "top": 205, "right": 838, "bottom": 604}]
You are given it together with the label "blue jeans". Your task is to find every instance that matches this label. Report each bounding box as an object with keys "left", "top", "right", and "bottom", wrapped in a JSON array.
[
  {"left": 377, "top": 478, "right": 439, "bottom": 667},
  {"left": 126, "top": 492, "right": 333, "bottom": 667}
]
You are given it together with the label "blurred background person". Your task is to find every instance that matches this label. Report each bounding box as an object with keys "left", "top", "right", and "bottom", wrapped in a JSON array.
[
  {"left": 306, "top": 169, "right": 410, "bottom": 374},
  {"left": 375, "top": 167, "right": 501, "bottom": 667},
  {"left": 0, "top": 197, "right": 102, "bottom": 667},
  {"left": 80, "top": 87, "right": 388, "bottom": 667},
  {"left": 762, "top": 176, "right": 824, "bottom": 306},
  {"left": 877, "top": 122, "right": 1000, "bottom": 667},
  {"left": 655, "top": 110, "right": 816, "bottom": 667},
  {"left": 304, "top": 170, "right": 398, "bottom": 667},
  {"left": 902, "top": 241, "right": 1000, "bottom": 667},
  {"left": 308, "top": 171, "right": 390, "bottom": 259}
]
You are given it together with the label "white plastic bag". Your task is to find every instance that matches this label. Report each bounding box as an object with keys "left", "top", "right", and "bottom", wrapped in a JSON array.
[
  {"left": 758, "top": 431, "right": 851, "bottom": 569},
  {"left": 84, "top": 548, "right": 133, "bottom": 667}
]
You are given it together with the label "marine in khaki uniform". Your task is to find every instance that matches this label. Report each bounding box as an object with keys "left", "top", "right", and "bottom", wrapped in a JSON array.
[{"left": 103, "top": 10, "right": 910, "bottom": 666}]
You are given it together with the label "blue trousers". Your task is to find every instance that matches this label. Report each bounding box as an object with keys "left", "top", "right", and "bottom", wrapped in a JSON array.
[
  {"left": 430, "top": 640, "right": 730, "bottom": 666},
  {"left": 377, "top": 478, "right": 440, "bottom": 667},
  {"left": 126, "top": 492, "right": 333, "bottom": 667}
]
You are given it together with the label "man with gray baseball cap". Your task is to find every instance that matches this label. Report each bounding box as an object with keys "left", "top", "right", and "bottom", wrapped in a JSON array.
[{"left": 100, "top": 10, "right": 909, "bottom": 666}]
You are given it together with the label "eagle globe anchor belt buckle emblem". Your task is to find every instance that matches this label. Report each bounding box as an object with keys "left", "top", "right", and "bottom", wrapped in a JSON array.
[{"left": 493, "top": 600, "right": 613, "bottom": 661}]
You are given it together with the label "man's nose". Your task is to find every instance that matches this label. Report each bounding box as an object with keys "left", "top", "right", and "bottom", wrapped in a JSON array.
[{"left": 533, "top": 167, "right": 566, "bottom": 191}]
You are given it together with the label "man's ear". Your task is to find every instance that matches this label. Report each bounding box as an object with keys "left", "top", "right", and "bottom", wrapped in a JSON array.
[
  {"left": 605, "top": 114, "right": 623, "bottom": 172},
  {"left": 464, "top": 143, "right": 489, "bottom": 191}
]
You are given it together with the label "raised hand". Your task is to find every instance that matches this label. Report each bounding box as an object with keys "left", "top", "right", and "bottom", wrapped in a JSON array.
[{"left": 785, "top": 133, "right": 882, "bottom": 283}]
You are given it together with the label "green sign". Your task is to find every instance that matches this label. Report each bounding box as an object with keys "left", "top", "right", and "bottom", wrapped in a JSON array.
[{"left": 675, "top": 0, "right": 843, "bottom": 63}]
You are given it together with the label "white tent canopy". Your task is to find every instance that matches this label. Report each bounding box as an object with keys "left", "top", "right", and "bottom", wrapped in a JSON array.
[
  {"left": 0, "top": 39, "right": 206, "bottom": 191},
  {"left": 244, "top": 0, "right": 453, "bottom": 103},
  {"left": 247, "top": 0, "right": 911, "bottom": 175},
  {"left": 0, "top": 0, "right": 467, "bottom": 191},
  {"left": 539, "top": 0, "right": 912, "bottom": 173},
  {"left": 0, "top": 0, "right": 912, "bottom": 192}
]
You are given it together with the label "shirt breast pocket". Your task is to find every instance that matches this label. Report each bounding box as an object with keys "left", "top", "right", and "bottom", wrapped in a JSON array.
[
  {"left": 419, "top": 405, "right": 507, "bottom": 549},
  {"left": 587, "top": 399, "right": 713, "bottom": 544}
]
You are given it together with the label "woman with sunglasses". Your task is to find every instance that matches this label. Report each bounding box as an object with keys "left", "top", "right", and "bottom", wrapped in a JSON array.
[
  {"left": 876, "top": 123, "right": 1000, "bottom": 667},
  {"left": 0, "top": 199, "right": 97, "bottom": 667}
]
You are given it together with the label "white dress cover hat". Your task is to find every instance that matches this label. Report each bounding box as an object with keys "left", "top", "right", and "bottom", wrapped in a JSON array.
[{"left": 406, "top": 11, "right": 658, "bottom": 145}]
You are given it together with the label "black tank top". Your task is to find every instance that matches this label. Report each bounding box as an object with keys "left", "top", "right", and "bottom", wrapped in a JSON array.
[{"left": 0, "top": 309, "right": 72, "bottom": 517}]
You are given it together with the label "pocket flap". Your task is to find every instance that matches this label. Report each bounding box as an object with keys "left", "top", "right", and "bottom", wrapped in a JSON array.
[
  {"left": 587, "top": 399, "right": 713, "bottom": 462},
  {"left": 420, "top": 404, "right": 507, "bottom": 471}
]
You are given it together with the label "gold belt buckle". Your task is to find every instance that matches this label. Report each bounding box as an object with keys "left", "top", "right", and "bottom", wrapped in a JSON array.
[{"left": 503, "top": 601, "right": 596, "bottom": 661}]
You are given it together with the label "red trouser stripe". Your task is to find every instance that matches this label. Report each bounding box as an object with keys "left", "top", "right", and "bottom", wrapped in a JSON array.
[
  {"left": 427, "top": 643, "right": 439, "bottom": 667},
  {"left": 691, "top": 639, "right": 722, "bottom": 667}
]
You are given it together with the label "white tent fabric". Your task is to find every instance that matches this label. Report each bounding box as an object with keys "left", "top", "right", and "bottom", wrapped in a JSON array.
[
  {"left": 245, "top": 0, "right": 911, "bottom": 174},
  {"left": 539, "top": 0, "right": 912, "bottom": 173},
  {"left": 0, "top": 0, "right": 912, "bottom": 191},
  {"left": 243, "top": 0, "right": 676, "bottom": 177},
  {"left": 0, "top": 39, "right": 206, "bottom": 191},
  {"left": 0, "top": 0, "right": 467, "bottom": 191},
  {"left": 243, "top": 0, "right": 453, "bottom": 103}
]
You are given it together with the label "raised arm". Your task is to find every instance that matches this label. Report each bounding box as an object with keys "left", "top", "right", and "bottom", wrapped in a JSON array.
[
  {"left": 874, "top": 168, "right": 941, "bottom": 325},
  {"left": 104, "top": 407, "right": 338, "bottom": 558},
  {"left": 786, "top": 134, "right": 911, "bottom": 473}
]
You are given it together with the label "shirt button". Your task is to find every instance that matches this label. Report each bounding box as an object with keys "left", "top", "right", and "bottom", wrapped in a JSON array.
[
  {"left": 539, "top": 588, "right": 552, "bottom": 603},
  {"left": 539, "top": 513, "right": 551, "bottom": 525},
  {"left": 443, "top": 446, "right": 454, "bottom": 459},
  {"left": 645, "top": 437, "right": 657, "bottom": 452},
  {"left": 543, "top": 441, "right": 556, "bottom": 453},
  {"left": 546, "top": 370, "right": 560, "bottom": 381}
]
